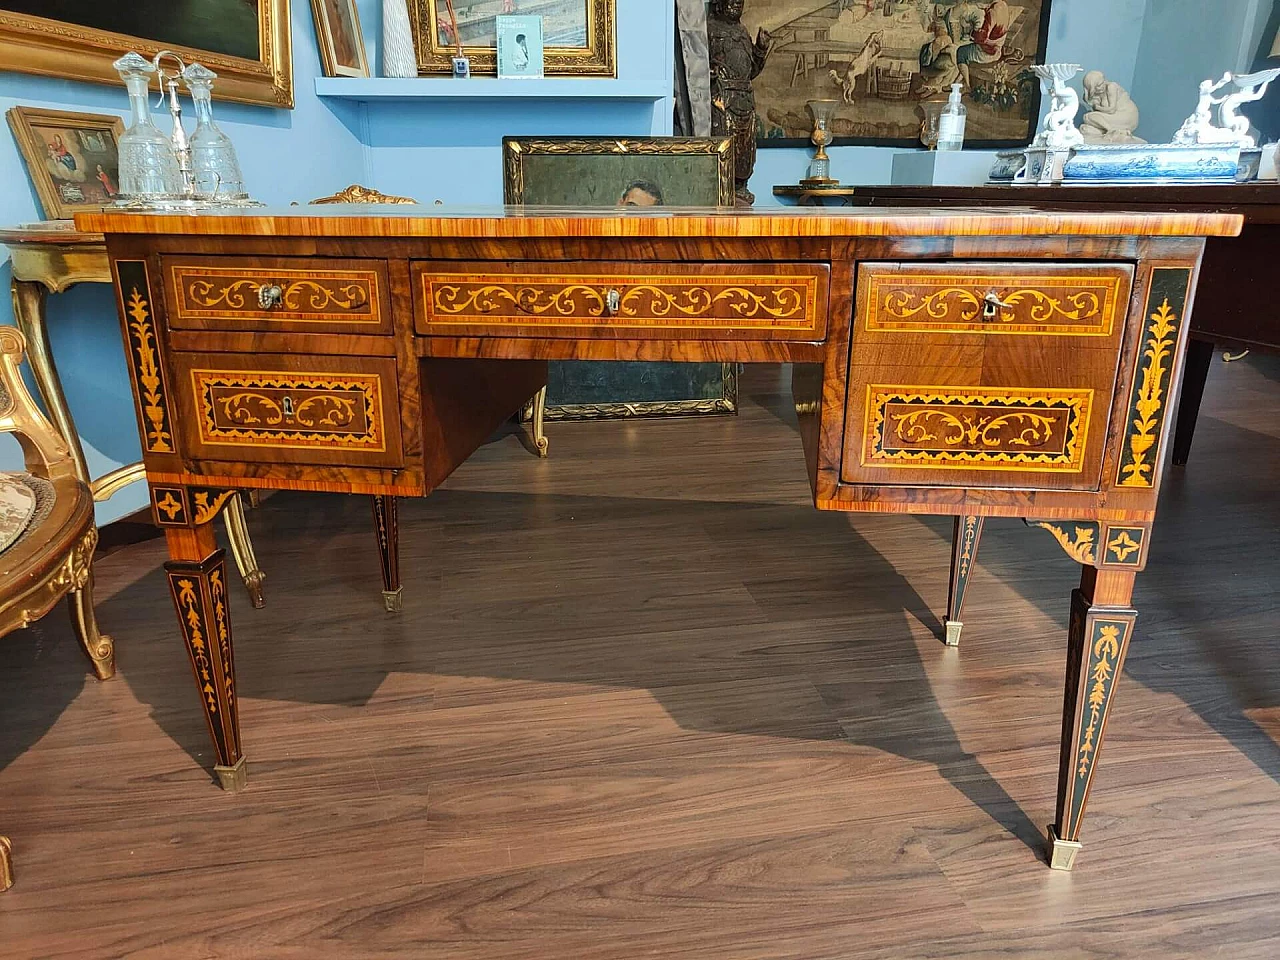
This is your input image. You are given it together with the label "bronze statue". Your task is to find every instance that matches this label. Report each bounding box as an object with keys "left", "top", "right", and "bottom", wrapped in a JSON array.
[{"left": 708, "top": 0, "right": 772, "bottom": 206}]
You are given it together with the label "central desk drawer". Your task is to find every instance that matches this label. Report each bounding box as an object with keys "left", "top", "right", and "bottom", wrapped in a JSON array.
[
  {"left": 163, "top": 256, "right": 392, "bottom": 335},
  {"left": 413, "top": 261, "right": 829, "bottom": 339},
  {"left": 170, "top": 352, "right": 403, "bottom": 468}
]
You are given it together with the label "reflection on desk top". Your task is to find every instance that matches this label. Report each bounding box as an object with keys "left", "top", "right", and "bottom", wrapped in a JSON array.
[
  {"left": 74, "top": 204, "right": 1244, "bottom": 240},
  {"left": 0, "top": 221, "right": 105, "bottom": 247}
]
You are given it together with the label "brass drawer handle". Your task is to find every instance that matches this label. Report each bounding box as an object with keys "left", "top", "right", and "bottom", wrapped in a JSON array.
[
  {"left": 257, "top": 283, "right": 284, "bottom": 309},
  {"left": 982, "top": 290, "right": 1013, "bottom": 320},
  {"left": 605, "top": 288, "right": 621, "bottom": 315}
]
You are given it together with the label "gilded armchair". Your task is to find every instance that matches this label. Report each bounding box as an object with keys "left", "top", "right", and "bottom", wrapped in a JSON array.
[{"left": 0, "top": 326, "right": 116, "bottom": 892}]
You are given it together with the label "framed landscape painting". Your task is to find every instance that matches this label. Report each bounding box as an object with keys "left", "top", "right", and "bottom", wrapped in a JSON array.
[
  {"left": 0, "top": 1, "right": 293, "bottom": 108},
  {"left": 503, "top": 137, "right": 738, "bottom": 421},
  {"left": 747, "top": 0, "right": 1051, "bottom": 148},
  {"left": 412, "top": 0, "right": 615, "bottom": 77},
  {"left": 7, "top": 107, "right": 125, "bottom": 220}
]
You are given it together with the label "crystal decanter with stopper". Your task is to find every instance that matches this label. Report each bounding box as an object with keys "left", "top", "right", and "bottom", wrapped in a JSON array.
[
  {"left": 111, "top": 52, "right": 182, "bottom": 200},
  {"left": 182, "top": 63, "right": 249, "bottom": 200}
]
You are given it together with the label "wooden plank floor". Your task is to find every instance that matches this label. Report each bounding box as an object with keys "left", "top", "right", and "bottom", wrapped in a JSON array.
[{"left": 2, "top": 358, "right": 1278, "bottom": 959}]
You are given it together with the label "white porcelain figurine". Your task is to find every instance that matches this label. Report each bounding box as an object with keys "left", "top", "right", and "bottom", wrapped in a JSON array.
[
  {"left": 1030, "top": 63, "right": 1084, "bottom": 150},
  {"left": 1080, "top": 70, "right": 1143, "bottom": 144}
]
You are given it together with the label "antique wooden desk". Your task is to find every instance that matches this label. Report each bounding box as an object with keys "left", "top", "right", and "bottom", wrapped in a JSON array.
[
  {"left": 79, "top": 205, "right": 1239, "bottom": 870},
  {"left": 837, "top": 184, "right": 1280, "bottom": 464}
]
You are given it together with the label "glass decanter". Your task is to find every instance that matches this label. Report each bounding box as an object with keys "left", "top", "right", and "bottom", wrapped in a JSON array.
[
  {"left": 183, "top": 63, "right": 248, "bottom": 200},
  {"left": 112, "top": 52, "right": 182, "bottom": 199}
]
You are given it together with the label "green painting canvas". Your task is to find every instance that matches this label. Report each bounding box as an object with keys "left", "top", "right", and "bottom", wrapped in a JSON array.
[{"left": 504, "top": 137, "right": 737, "bottom": 420}]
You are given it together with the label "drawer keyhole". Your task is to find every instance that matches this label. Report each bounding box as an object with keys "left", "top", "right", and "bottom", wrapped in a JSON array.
[
  {"left": 982, "top": 290, "right": 1012, "bottom": 321},
  {"left": 282, "top": 396, "right": 295, "bottom": 417},
  {"left": 258, "top": 283, "right": 284, "bottom": 309},
  {"left": 605, "top": 289, "right": 621, "bottom": 315}
]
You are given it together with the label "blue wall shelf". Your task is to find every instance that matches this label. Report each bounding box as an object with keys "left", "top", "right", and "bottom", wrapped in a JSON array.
[{"left": 314, "top": 77, "right": 667, "bottom": 103}]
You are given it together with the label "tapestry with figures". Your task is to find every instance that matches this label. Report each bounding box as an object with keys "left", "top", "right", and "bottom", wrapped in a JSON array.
[{"left": 745, "top": 0, "right": 1051, "bottom": 147}]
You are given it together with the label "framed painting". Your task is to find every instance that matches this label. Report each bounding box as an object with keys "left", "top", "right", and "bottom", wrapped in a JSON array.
[
  {"left": 748, "top": 0, "right": 1051, "bottom": 148},
  {"left": 1242, "top": 0, "right": 1280, "bottom": 141},
  {"left": 310, "top": 0, "right": 369, "bottom": 78},
  {"left": 0, "top": 1, "right": 292, "bottom": 108},
  {"left": 412, "top": 0, "right": 615, "bottom": 77},
  {"left": 503, "top": 136, "right": 738, "bottom": 421},
  {"left": 7, "top": 107, "right": 125, "bottom": 220}
]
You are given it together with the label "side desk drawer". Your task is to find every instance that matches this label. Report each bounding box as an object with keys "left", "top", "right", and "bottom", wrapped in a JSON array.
[
  {"left": 170, "top": 352, "right": 403, "bottom": 468},
  {"left": 413, "top": 260, "right": 829, "bottom": 339},
  {"left": 840, "top": 261, "right": 1135, "bottom": 492},
  {"left": 861, "top": 262, "right": 1129, "bottom": 337},
  {"left": 163, "top": 256, "right": 392, "bottom": 335}
]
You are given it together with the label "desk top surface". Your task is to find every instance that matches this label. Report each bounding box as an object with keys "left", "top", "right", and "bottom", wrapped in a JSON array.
[{"left": 74, "top": 204, "right": 1242, "bottom": 240}]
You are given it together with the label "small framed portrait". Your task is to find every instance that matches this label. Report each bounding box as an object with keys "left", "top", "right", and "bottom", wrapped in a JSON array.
[
  {"left": 496, "top": 15, "right": 544, "bottom": 79},
  {"left": 6, "top": 107, "right": 125, "bottom": 220},
  {"left": 310, "top": 0, "right": 370, "bottom": 78}
]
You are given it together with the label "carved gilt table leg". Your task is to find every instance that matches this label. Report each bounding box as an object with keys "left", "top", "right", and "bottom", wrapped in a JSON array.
[
  {"left": 530, "top": 386, "right": 549, "bottom": 457},
  {"left": 945, "top": 515, "right": 984, "bottom": 646},
  {"left": 164, "top": 523, "right": 246, "bottom": 791},
  {"left": 222, "top": 494, "right": 266, "bottom": 608},
  {"left": 371, "top": 495, "right": 402, "bottom": 612},
  {"left": 1049, "top": 565, "right": 1137, "bottom": 870},
  {"left": 69, "top": 568, "right": 116, "bottom": 681}
]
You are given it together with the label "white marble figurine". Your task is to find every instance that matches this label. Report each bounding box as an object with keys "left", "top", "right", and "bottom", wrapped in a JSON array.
[
  {"left": 1031, "top": 63, "right": 1084, "bottom": 150},
  {"left": 1080, "top": 70, "right": 1143, "bottom": 144}
]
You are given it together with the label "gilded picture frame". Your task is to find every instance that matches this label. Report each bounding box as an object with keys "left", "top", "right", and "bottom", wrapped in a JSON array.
[
  {"left": 309, "top": 0, "right": 370, "bottom": 78},
  {"left": 7, "top": 107, "right": 126, "bottom": 221},
  {"left": 411, "top": 0, "right": 615, "bottom": 77},
  {"left": 503, "top": 136, "right": 738, "bottom": 421},
  {"left": 0, "top": 1, "right": 293, "bottom": 108}
]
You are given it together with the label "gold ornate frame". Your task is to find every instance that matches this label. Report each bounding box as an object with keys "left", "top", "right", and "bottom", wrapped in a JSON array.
[
  {"left": 0, "top": 2, "right": 293, "bottom": 108},
  {"left": 309, "top": 0, "right": 369, "bottom": 79},
  {"left": 6, "top": 107, "right": 126, "bottom": 221},
  {"left": 502, "top": 136, "right": 736, "bottom": 207},
  {"left": 504, "top": 135, "right": 737, "bottom": 420},
  {"left": 412, "top": 0, "right": 615, "bottom": 77}
]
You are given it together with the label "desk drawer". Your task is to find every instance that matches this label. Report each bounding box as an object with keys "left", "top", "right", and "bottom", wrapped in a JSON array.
[
  {"left": 170, "top": 352, "right": 403, "bottom": 468},
  {"left": 413, "top": 261, "right": 829, "bottom": 339},
  {"left": 164, "top": 256, "right": 391, "bottom": 335},
  {"left": 861, "top": 262, "right": 1130, "bottom": 337},
  {"left": 840, "top": 261, "right": 1133, "bottom": 492}
]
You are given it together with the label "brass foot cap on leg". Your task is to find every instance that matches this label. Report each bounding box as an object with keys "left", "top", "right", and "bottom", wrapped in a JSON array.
[
  {"left": 383, "top": 587, "right": 403, "bottom": 613},
  {"left": 244, "top": 570, "right": 267, "bottom": 609},
  {"left": 1046, "top": 824, "right": 1082, "bottom": 870},
  {"left": 214, "top": 757, "right": 248, "bottom": 792},
  {"left": 944, "top": 620, "right": 963, "bottom": 647},
  {"left": 535, "top": 436, "right": 549, "bottom": 458}
]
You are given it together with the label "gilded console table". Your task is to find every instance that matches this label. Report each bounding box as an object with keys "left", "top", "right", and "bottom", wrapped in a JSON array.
[
  {"left": 79, "top": 205, "right": 1240, "bottom": 870},
  {"left": 1, "top": 223, "right": 266, "bottom": 605}
]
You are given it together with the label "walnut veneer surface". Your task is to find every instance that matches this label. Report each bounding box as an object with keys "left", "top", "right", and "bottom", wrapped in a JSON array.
[{"left": 75, "top": 205, "right": 1240, "bottom": 872}]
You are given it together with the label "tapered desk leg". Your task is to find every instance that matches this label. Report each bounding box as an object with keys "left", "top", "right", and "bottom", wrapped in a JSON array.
[
  {"left": 1171, "top": 337, "right": 1214, "bottom": 467},
  {"left": 371, "top": 495, "right": 402, "bottom": 612},
  {"left": 1048, "top": 566, "right": 1137, "bottom": 870},
  {"left": 164, "top": 524, "right": 245, "bottom": 791},
  {"left": 944, "top": 515, "right": 984, "bottom": 646},
  {"left": 222, "top": 493, "right": 266, "bottom": 609}
]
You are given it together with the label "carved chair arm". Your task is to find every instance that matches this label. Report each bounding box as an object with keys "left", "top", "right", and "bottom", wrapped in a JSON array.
[{"left": 0, "top": 327, "right": 75, "bottom": 482}]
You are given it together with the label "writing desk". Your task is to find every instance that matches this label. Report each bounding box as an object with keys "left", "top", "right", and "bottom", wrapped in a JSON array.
[{"left": 78, "top": 205, "right": 1239, "bottom": 870}]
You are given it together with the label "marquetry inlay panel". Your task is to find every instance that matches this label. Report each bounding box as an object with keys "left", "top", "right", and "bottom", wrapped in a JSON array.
[
  {"left": 115, "top": 260, "right": 176, "bottom": 455},
  {"left": 165, "top": 258, "right": 386, "bottom": 332},
  {"left": 860, "top": 262, "right": 1131, "bottom": 336},
  {"left": 861, "top": 386, "right": 1093, "bottom": 472},
  {"left": 191, "top": 369, "right": 387, "bottom": 453},
  {"left": 414, "top": 261, "right": 829, "bottom": 338},
  {"left": 1116, "top": 267, "right": 1191, "bottom": 489}
]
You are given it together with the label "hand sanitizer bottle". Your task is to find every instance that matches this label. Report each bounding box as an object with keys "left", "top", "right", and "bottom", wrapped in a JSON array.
[{"left": 937, "top": 83, "right": 967, "bottom": 152}]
